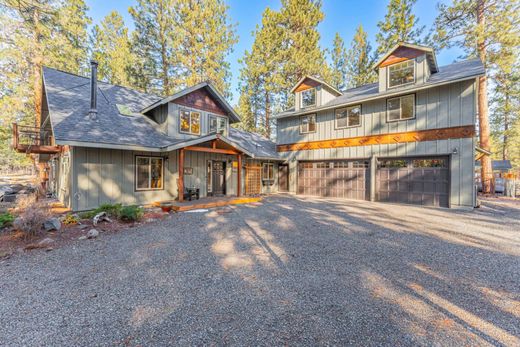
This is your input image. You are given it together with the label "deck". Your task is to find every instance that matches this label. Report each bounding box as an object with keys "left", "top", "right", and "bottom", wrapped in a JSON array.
[{"left": 153, "top": 196, "right": 262, "bottom": 212}]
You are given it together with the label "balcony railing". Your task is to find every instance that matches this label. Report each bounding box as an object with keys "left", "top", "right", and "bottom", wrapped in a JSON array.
[{"left": 12, "top": 123, "right": 61, "bottom": 154}]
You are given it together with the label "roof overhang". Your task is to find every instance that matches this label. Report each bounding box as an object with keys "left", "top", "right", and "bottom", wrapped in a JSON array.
[
  {"left": 290, "top": 76, "right": 342, "bottom": 96},
  {"left": 372, "top": 43, "right": 439, "bottom": 73},
  {"left": 140, "top": 82, "right": 241, "bottom": 123}
]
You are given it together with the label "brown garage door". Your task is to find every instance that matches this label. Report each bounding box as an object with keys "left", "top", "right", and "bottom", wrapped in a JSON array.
[
  {"left": 376, "top": 157, "right": 449, "bottom": 207},
  {"left": 298, "top": 160, "right": 369, "bottom": 200}
]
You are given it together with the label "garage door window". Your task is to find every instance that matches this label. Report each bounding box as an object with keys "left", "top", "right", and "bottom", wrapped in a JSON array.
[
  {"left": 387, "top": 94, "right": 415, "bottom": 122},
  {"left": 413, "top": 159, "right": 447, "bottom": 168},
  {"left": 378, "top": 159, "right": 407, "bottom": 168}
]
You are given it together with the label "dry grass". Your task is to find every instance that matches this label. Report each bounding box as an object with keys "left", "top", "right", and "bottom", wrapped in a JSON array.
[{"left": 12, "top": 194, "right": 51, "bottom": 239}]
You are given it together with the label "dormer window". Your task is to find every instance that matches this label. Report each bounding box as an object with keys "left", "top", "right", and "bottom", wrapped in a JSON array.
[
  {"left": 180, "top": 110, "right": 200, "bottom": 135},
  {"left": 301, "top": 88, "right": 316, "bottom": 108},
  {"left": 388, "top": 60, "right": 415, "bottom": 88},
  {"left": 209, "top": 114, "right": 228, "bottom": 136}
]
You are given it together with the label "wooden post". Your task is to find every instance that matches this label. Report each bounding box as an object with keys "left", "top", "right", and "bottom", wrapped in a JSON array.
[
  {"left": 179, "top": 148, "right": 184, "bottom": 202},
  {"left": 12, "top": 123, "right": 18, "bottom": 149},
  {"left": 237, "top": 154, "right": 242, "bottom": 197}
]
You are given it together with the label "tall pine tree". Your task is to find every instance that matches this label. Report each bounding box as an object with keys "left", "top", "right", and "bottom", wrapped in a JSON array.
[
  {"left": 375, "top": 0, "right": 424, "bottom": 56},
  {"left": 345, "top": 24, "right": 377, "bottom": 88},
  {"left": 330, "top": 33, "right": 347, "bottom": 91}
]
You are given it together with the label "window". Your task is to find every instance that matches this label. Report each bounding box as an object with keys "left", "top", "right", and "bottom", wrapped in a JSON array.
[
  {"left": 179, "top": 110, "right": 200, "bottom": 135},
  {"left": 300, "top": 114, "right": 316, "bottom": 134},
  {"left": 413, "top": 159, "right": 447, "bottom": 168},
  {"left": 136, "top": 156, "right": 163, "bottom": 190},
  {"left": 207, "top": 160, "right": 212, "bottom": 193},
  {"left": 378, "top": 159, "right": 407, "bottom": 168},
  {"left": 209, "top": 115, "right": 228, "bottom": 136},
  {"left": 335, "top": 105, "right": 361, "bottom": 129},
  {"left": 301, "top": 88, "right": 316, "bottom": 108},
  {"left": 388, "top": 60, "right": 415, "bottom": 88},
  {"left": 262, "top": 163, "right": 274, "bottom": 184},
  {"left": 387, "top": 94, "right": 415, "bottom": 122},
  {"left": 316, "top": 162, "right": 330, "bottom": 169}
]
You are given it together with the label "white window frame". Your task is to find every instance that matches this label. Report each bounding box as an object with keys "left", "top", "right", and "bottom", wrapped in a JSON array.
[
  {"left": 179, "top": 110, "right": 201, "bottom": 135},
  {"left": 386, "top": 94, "right": 416, "bottom": 122},
  {"left": 299, "top": 114, "right": 316, "bottom": 134},
  {"left": 262, "top": 162, "right": 274, "bottom": 182},
  {"left": 135, "top": 156, "right": 164, "bottom": 191},
  {"left": 300, "top": 88, "right": 316, "bottom": 108},
  {"left": 209, "top": 114, "right": 228, "bottom": 136},
  {"left": 335, "top": 105, "right": 362, "bottom": 129},
  {"left": 387, "top": 60, "right": 416, "bottom": 89}
]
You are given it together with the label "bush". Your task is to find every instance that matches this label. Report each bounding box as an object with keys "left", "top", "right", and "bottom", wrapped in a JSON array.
[
  {"left": 62, "top": 213, "right": 79, "bottom": 225},
  {"left": 79, "top": 203, "right": 122, "bottom": 220},
  {"left": 13, "top": 200, "right": 51, "bottom": 238},
  {"left": 0, "top": 212, "right": 15, "bottom": 228},
  {"left": 118, "top": 205, "right": 144, "bottom": 222}
]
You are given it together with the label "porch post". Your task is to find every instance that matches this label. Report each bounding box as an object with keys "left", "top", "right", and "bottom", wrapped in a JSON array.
[
  {"left": 179, "top": 148, "right": 185, "bottom": 202},
  {"left": 237, "top": 154, "right": 242, "bottom": 197}
]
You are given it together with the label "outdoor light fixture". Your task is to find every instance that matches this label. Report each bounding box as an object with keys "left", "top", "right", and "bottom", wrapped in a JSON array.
[{"left": 452, "top": 147, "right": 458, "bottom": 155}]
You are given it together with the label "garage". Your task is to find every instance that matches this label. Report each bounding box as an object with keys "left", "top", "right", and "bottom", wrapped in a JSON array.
[
  {"left": 376, "top": 157, "right": 449, "bottom": 207},
  {"left": 298, "top": 160, "right": 369, "bottom": 200}
]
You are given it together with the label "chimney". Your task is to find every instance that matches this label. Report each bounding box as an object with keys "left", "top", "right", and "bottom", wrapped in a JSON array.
[{"left": 89, "top": 60, "right": 98, "bottom": 120}]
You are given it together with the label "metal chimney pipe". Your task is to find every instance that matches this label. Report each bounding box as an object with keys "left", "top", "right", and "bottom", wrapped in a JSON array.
[{"left": 89, "top": 60, "right": 98, "bottom": 120}]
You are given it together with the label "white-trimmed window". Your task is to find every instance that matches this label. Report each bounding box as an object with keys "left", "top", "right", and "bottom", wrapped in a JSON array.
[
  {"left": 387, "top": 94, "right": 415, "bottom": 122},
  {"left": 209, "top": 115, "right": 228, "bottom": 136},
  {"left": 179, "top": 110, "right": 201, "bottom": 135},
  {"left": 262, "top": 163, "right": 274, "bottom": 182},
  {"left": 300, "top": 114, "right": 316, "bottom": 134},
  {"left": 388, "top": 60, "right": 415, "bottom": 88},
  {"left": 136, "top": 156, "right": 163, "bottom": 190},
  {"left": 335, "top": 105, "right": 361, "bottom": 129},
  {"left": 301, "top": 88, "right": 316, "bottom": 108}
]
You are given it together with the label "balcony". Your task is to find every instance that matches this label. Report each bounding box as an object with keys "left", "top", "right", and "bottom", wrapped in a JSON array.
[{"left": 12, "top": 123, "right": 61, "bottom": 154}]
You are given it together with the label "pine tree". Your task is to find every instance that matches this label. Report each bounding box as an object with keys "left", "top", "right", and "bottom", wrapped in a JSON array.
[
  {"left": 346, "top": 24, "right": 377, "bottom": 88},
  {"left": 375, "top": 0, "right": 424, "bottom": 56},
  {"left": 91, "top": 11, "right": 135, "bottom": 87},
  {"left": 432, "top": 0, "right": 520, "bottom": 192},
  {"left": 235, "top": 90, "right": 256, "bottom": 133},
  {"left": 330, "top": 33, "right": 347, "bottom": 91}
]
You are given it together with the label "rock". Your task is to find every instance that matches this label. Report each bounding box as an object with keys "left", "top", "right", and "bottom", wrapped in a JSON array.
[
  {"left": 43, "top": 217, "right": 61, "bottom": 232},
  {"left": 38, "top": 237, "right": 55, "bottom": 246},
  {"left": 78, "top": 236, "right": 87, "bottom": 240},
  {"left": 12, "top": 217, "right": 23, "bottom": 230},
  {"left": 93, "top": 212, "right": 112, "bottom": 226},
  {"left": 87, "top": 228, "right": 99, "bottom": 239}
]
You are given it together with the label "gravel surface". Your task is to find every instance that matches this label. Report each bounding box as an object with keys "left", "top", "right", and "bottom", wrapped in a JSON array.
[{"left": 1, "top": 195, "right": 519, "bottom": 346}]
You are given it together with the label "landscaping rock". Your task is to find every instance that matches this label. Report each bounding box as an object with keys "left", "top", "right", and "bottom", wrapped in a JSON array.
[
  {"left": 43, "top": 218, "right": 61, "bottom": 232},
  {"left": 78, "top": 236, "right": 87, "bottom": 240},
  {"left": 38, "top": 238, "right": 55, "bottom": 246},
  {"left": 86, "top": 229, "right": 99, "bottom": 239},
  {"left": 93, "top": 212, "right": 111, "bottom": 226}
]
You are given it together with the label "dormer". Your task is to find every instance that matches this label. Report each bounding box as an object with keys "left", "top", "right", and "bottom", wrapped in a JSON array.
[
  {"left": 291, "top": 76, "right": 342, "bottom": 111},
  {"left": 373, "top": 43, "right": 439, "bottom": 93}
]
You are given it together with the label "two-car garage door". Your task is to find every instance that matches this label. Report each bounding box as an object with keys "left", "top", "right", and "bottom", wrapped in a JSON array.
[{"left": 297, "top": 156, "right": 449, "bottom": 207}]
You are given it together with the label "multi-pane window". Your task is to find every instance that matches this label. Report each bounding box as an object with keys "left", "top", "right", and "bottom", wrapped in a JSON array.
[
  {"left": 262, "top": 163, "right": 274, "bottom": 182},
  {"left": 136, "top": 156, "right": 163, "bottom": 190},
  {"left": 209, "top": 115, "right": 228, "bottom": 136},
  {"left": 301, "top": 88, "right": 316, "bottom": 108},
  {"left": 179, "top": 110, "right": 200, "bottom": 135},
  {"left": 300, "top": 114, "right": 316, "bottom": 134},
  {"left": 387, "top": 94, "right": 415, "bottom": 121},
  {"left": 335, "top": 105, "right": 361, "bottom": 129},
  {"left": 388, "top": 60, "right": 415, "bottom": 88}
]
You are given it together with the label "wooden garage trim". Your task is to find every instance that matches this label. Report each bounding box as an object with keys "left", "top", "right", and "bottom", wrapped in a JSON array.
[{"left": 277, "top": 125, "right": 475, "bottom": 152}]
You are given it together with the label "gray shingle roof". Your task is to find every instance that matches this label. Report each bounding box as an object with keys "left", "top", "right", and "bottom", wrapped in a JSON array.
[
  {"left": 275, "top": 58, "right": 485, "bottom": 119},
  {"left": 227, "top": 128, "right": 279, "bottom": 160}
]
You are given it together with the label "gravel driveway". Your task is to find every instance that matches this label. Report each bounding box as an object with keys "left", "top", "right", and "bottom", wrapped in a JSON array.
[{"left": 1, "top": 195, "right": 519, "bottom": 346}]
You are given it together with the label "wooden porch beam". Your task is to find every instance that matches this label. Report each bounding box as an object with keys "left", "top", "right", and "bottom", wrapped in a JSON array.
[{"left": 185, "top": 146, "right": 239, "bottom": 155}]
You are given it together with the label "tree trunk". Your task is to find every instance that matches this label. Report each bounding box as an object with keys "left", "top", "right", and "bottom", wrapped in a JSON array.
[
  {"left": 265, "top": 91, "right": 271, "bottom": 138},
  {"left": 33, "top": 7, "right": 43, "bottom": 128},
  {"left": 502, "top": 92, "right": 509, "bottom": 160},
  {"left": 477, "top": 0, "right": 493, "bottom": 194}
]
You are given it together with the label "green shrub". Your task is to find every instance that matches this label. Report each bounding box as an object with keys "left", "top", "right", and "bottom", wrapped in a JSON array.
[
  {"left": 118, "top": 205, "right": 144, "bottom": 222},
  {"left": 0, "top": 212, "right": 15, "bottom": 228},
  {"left": 79, "top": 203, "right": 122, "bottom": 220},
  {"left": 62, "top": 213, "right": 79, "bottom": 225}
]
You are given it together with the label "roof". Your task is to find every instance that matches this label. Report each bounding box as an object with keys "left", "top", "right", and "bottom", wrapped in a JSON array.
[
  {"left": 372, "top": 42, "right": 438, "bottom": 73},
  {"left": 275, "top": 58, "right": 485, "bottom": 119},
  {"left": 43, "top": 67, "right": 280, "bottom": 159},
  {"left": 475, "top": 160, "right": 513, "bottom": 171},
  {"left": 140, "top": 82, "right": 241, "bottom": 123},
  {"left": 290, "top": 76, "right": 342, "bottom": 96}
]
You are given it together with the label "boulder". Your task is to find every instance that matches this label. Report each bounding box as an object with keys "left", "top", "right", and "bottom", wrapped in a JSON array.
[
  {"left": 93, "top": 212, "right": 111, "bottom": 226},
  {"left": 43, "top": 218, "right": 61, "bottom": 232},
  {"left": 87, "top": 228, "right": 99, "bottom": 239}
]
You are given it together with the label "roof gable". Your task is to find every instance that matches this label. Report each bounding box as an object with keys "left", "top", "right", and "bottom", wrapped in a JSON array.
[
  {"left": 373, "top": 43, "right": 438, "bottom": 73},
  {"left": 290, "top": 76, "right": 342, "bottom": 96},
  {"left": 173, "top": 87, "right": 227, "bottom": 116}
]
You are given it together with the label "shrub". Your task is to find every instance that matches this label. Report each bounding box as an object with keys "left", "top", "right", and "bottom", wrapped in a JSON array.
[
  {"left": 13, "top": 200, "right": 51, "bottom": 238},
  {"left": 79, "top": 203, "right": 122, "bottom": 220},
  {"left": 62, "top": 213, "right": 79, "bottom": 225},
  {"left": 0, "top": 212, "right": 15, "bottom": 228},
  {"left": 118, "top": 205, "right": 144, "bottom": 222}
]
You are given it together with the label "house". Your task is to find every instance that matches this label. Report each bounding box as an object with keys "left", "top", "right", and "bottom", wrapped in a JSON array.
[
  {"left": 13, "top": 62, "right": 282, "bottom": 211},
  {"left": 274, "top": 43, "right": 484, "bottom": 209}
]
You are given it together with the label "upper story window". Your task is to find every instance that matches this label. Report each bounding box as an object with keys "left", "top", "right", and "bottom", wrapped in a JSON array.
[
  {"left": 387, "top": 94, "right": 415, "bottom": 122},
  {"left": 335, "top": 105, "right": 361, "bottom": 129},
  {"left": 301, "top": 88, "right": 316, "bottom": 108},
  {"left": 388, "top": 60, "right": 415, "bottom": 88},
  {"left": 135, "top": 156, "right": 163, "bottom": 191},
  {"left": 179, "top": 110, "right": 200, "bottom": 135},
  {"left": 209, "top": 115, "right": 228, "bottom": 136},
  {"left": 300, "top": 114, "right": 316, "bottom": 134}
]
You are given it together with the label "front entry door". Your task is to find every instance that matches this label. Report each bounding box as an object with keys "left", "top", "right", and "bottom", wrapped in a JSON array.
[
  {"left": 278, "top": 164, "right": 289, "bottom": 192},
  {"left": 212, "top": 161, "right": 226, "bottom": 196}
]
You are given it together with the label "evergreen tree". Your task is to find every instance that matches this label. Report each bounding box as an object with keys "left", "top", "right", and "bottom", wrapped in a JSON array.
[
  {"left": 91, "top": 11, "right": 135, "bottom": 87},
  {"left": 432, "top": 0, "right": 520, "bottom": 192},
  {"left": 330, "top": 33, "right": 347, "bottom": 91},
  {"left": 375, "top": 0, "right": 424, "bottom": 56},
  {"left": 235, "top": 89, "right": 256, "bottom": 133},
  {"left": 346, "top": 24, "right": 377, "bottom": 88}
]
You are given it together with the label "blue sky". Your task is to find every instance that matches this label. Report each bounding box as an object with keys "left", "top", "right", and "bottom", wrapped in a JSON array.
[{"left": 86, "top": 0, "right": 461, "bottom": 104}]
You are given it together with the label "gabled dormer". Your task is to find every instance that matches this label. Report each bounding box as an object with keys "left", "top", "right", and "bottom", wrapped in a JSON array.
[
  {"left": 291, "top": 76, "right": 342, "bottom": 112},
  {"left": 373, "top": 43, "right": 439, "bottom": 93}
]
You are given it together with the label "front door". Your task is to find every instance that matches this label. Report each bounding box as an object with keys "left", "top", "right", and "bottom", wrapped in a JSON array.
[
  {"left": 278, "top": 164, "right": 289, "bottom": 192},
  {"left": 212, "top": 161, "right": 226, "bottom": 196}
]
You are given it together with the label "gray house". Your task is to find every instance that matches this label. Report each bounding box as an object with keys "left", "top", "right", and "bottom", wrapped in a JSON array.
[{"left": 275, "top": 43, "right": 484, "bottom": 209}]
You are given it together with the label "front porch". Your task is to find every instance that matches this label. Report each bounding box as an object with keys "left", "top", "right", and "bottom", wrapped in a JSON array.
[{"left": 153, "top": 195, "right": 262, "bottom": 212}]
